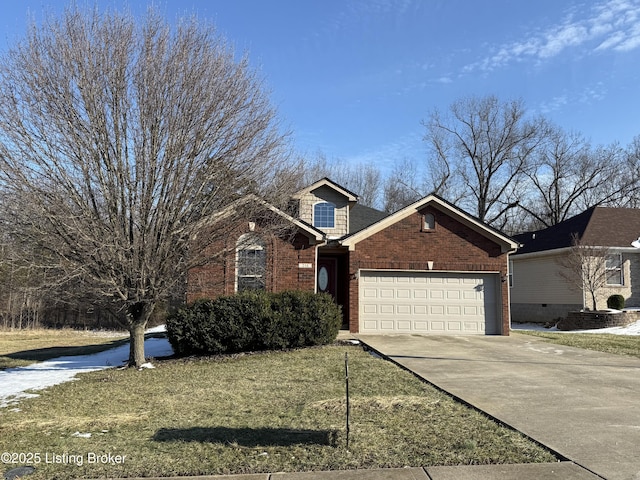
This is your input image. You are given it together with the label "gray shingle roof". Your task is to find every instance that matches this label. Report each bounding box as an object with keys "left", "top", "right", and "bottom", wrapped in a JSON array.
[
  {"left": 513, "top": 207, "right": 640, "bottom": 255},
  {"left": 348, "top": 203, "right": 389, "bottom": 234}
]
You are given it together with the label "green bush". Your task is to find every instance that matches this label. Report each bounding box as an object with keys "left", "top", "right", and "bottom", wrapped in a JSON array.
[
  {"left": 166, "top": 291, "right": 342, "bottom": 356},
  {"left": 606, "top": 294, "right": 625, "bottom": 310}
]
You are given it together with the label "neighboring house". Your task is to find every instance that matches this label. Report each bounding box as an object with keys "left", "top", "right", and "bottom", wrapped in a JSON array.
[
  {"left": 511, "top": 207, "right": 640, "bottom": 323},
  {"left": 188, "top": 178, "right": 518, "bottom": 335}
]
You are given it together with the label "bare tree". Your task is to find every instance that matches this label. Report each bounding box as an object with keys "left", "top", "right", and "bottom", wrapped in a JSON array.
[
  {"left": 557, "top": 234, "right": 610, "bottom": 311},
  {"left": 0, "top": 7, "right": 293, "bottom": 366},
  {"left": 519, "top": 126, "right": 640, "bottom": 229},
  {"left": 423, "top": 95, "right": 545, "bottom": 227},
  {"left": 520, "top": 128, "right": 594, "bottom": 227},
  {"left": 381, "top": 159, "right": 425, "bottom": 213}
]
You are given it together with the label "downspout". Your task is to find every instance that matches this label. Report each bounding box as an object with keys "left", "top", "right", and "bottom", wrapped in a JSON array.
[
  {"left": 314, "top": 239, "right": 327, "bottom": 293},
  {"left": 505, "top": 243, "right": 520, "bottom": 334}
]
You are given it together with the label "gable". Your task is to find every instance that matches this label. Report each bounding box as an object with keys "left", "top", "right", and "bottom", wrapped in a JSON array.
[
  {"left": 351, "top": 205, "right": 507, "bottom": 263},
  {"left": 292, "top": 177, "right": 358, "bottom": 202},
  {"left": 341, "top": 194, "right": 518, "bottom": 253}
]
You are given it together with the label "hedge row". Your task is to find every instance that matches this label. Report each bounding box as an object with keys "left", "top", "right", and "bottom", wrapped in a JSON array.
[{"left": 166, "top": 290, "right": 342, "bottom": 355}]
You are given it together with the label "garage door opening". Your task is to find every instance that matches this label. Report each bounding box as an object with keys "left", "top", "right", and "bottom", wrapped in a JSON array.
[{"left": 359, "top": 271, "right": 500, "bottom": 334}]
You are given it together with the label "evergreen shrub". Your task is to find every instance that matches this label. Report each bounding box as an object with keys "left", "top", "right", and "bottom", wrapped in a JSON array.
[
  {"left": 166, "top": 291, "right": 341, "bottom": 355},
  {"left": 606, "top": 294, "right": 625, "bottom": 310}
]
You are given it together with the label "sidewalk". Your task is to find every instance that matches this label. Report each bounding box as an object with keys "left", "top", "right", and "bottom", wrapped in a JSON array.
[{"left": 99, "top": 461, "right": 599, "bottom": 479}]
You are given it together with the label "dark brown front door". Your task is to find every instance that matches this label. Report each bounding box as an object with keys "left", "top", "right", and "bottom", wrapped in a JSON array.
[{"left": 317, "top": 257, "right": 338, "bottom": 301}]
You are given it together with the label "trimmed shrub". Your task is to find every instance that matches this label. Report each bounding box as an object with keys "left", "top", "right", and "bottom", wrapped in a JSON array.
[
  {"left": 166, "top": 291, "right": 342, "bottom": 356},
  {"left": 607, "top": 294, "right": 625, "bottom": 310}
]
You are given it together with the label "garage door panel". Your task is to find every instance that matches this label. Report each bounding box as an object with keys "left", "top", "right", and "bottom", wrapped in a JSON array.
[
  {"left": 380, "top": 320, "right": 395, "bottom": 330},
  {"left": 380, "top": 304, "right": 394, "bottom": 314},
  {"left": 414, "top": 305, "right": 427, "bottom": 315},
  {"left": 380, "top": 289, "right": 394, "bottom": 298},
  {"left": 359, "top": 271, "right": 499, "bottom": 334},
  {"left": 397, "top": 305, "right": 411, "bottom": 314},
  {"left": 430, "top": 321, "right": 445, "bottom": 332},
  {"left": 446, "top": 290, "right": 461, "bottom": 300},
  {"left": 363, "top": 304, "right": 377, "bottom": 314},
  {"left": 363, "top": 288, "right": 378, "bottom": 298},
  {"left": 446, "top": 305, "right": 461, "bottom": 315},
  {"left": 448, "top": 321, "right": 462, "bottom": 331},
  {"left": 397, "top": 320, "right": 411, "bottom": 329},
  {"left": 464, "top": 306, "right": 478, "bottom": 315},
  {"left": 463, "top": 290, "right": 478, "bottom": 300},
  {"left": 414, "top": 289, "right": 428, "bottom": 299},
  {"left": 414, "top": 321, "right": 428, "bottom": 331}
]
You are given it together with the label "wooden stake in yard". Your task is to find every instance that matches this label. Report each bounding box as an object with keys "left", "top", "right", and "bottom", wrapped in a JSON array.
[{"left": 345, "top": 352, "right": 350, "bottom": 449}]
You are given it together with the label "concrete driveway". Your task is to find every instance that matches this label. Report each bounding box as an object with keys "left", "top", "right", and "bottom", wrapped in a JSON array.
[{"left": 356, "top": 333, "right": 640, "bottom": 480}]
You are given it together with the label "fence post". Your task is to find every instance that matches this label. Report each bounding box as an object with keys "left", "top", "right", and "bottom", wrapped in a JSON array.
[{"left": 345, "top": 352, "right": 350, "bottom": 449}]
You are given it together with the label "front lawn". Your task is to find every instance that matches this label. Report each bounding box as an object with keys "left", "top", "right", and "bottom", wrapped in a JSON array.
[
  {"left": 515, "top": 330, "right": 640, "bottom": 358},
  {"left": 0, "top": 345, "right": 556, "bottom": 479},
  {"left": 0, "top": 328, "right": 128, "bottom": 370}
]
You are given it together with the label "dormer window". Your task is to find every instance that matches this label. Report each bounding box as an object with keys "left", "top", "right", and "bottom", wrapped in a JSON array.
[{"left": 314, "top": 202, "right": 335, "bottom": 228}]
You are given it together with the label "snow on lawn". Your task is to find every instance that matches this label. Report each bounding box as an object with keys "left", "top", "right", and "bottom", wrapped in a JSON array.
[
  {"left": 0, "top": 329, "right": 173, "bottom": 408},
  {"left": 512, "top": 319, "right": 640, "bottom": 336}
]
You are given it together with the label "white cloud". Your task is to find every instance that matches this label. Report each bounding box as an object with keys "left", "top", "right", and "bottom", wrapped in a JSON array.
[
  {"left": 537, "top": 83, "right": 607, "bottom": 114},
  {"left": 468, "top": 0, "right": 640, "bottom": 72}
]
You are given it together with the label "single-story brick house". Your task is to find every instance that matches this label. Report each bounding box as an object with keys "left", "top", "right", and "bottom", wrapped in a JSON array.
[
  {"left": 511, "top": 207, "right": 640, "bottom": 323},
  {"left": 188, "top": 178, "right": 519, "bottom": 335}
]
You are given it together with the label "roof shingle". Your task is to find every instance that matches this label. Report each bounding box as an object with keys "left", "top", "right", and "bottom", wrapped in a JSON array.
[{"left": 514, "top": 207, "right": 640, "bottom": 255}]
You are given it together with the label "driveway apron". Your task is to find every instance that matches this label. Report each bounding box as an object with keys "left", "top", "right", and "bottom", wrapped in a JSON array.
[{"left": 357, "top": 333, "right": 640, "bottom": 480}]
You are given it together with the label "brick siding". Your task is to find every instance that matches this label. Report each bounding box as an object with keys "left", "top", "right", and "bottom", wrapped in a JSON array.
[
  {"left": 188, "top": 205, "right": 512, "bottom": 337},
  {"left": 187, "top": 223, "right": 316, "bottom": 303},
  {"left": 347, "top": 206, "right": 510, "bottom": 334}
]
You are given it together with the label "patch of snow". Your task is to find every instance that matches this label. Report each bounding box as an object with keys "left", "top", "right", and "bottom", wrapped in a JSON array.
[
  {"left": 71, "top": 431, "right": 92, "bottom": 438},
  {"left": 512, "top": 319, "right": 640, "bottom": 336},
  {"left": 0, "top": 332, "right": 173, "bottom": 408},
  {"left": 138, "top": 362, "right": 155, "bottom": 369},
  {"left": 145, "top": 324, "right": 166, "bottom": 333}
]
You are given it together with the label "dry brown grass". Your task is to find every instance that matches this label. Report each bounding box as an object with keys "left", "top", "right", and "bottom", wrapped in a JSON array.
[
  {"left": 0, "top": 328, "right": 128, "bottom": 369},
  {"left": 0, "top": 345, "right": 557, "bottom": 479}
]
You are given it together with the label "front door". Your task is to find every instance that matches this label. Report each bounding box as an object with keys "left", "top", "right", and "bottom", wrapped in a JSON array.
[{"left": 317, "top": 257, "right": 338, "bottom": 301}]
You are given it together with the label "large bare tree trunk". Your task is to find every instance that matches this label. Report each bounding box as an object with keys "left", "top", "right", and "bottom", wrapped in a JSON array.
[{"left": 128, "top": 302, "right": 155, "bottom": 368}]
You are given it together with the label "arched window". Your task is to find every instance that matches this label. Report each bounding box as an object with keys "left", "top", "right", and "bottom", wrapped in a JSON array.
[
  {"left": 314, "top": 202, "right": 335, "bottom": 228},
  {"left": 236, "top": 234, "right": 266, "bottom": 292}
]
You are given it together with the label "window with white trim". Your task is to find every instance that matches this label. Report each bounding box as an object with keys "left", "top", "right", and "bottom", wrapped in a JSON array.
[
  {"left": 236, "top": 234, "right": 266, "bottom": 292},
  {"left": 605, "top": 253, "right": 623, "bottom": 286},
  {"left": 313, "top": 202, "right": 335, "bottom": 228}
]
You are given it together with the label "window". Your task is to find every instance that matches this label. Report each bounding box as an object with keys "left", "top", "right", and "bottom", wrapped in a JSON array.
[
  {"left": 236, "top": 234, "right": 266, "bottom": 292},
  {"left": 605, "top": 254, "right": 623, "bottom": 286},
  {"left": 422, "top": 213, "right": 435, "bottom": 231},
  {"left": 313, "top": 202, "right": 335, "bottom": 228}
]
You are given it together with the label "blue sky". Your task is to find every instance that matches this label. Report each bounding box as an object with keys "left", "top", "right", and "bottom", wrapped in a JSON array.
[{"left": 1, "top": 0, "right": 640, "bottom": 174}]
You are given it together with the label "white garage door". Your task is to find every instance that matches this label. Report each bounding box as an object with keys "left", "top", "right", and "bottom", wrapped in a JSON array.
[{"left": 359, "top": 271, "right": 499, "bottom": 334}]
